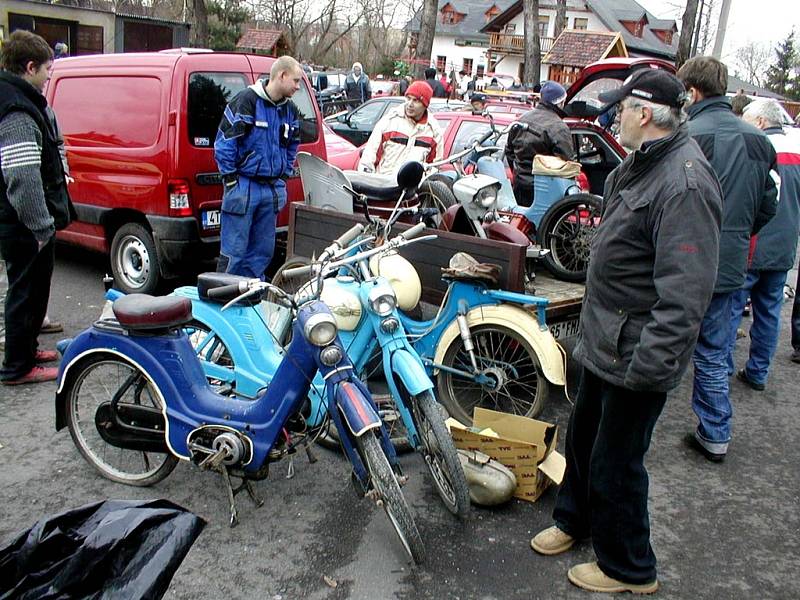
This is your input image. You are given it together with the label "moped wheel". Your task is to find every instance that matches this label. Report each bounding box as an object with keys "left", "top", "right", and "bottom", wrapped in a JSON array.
[
  {"left": 538, "top": 193, "right": 601, "bottom": 283},
  {"left": 437, "top": 324, "right": 548, "bottom": 424},
  {"left": 356, "top": 433, "right": 425, "bottom": 564},
  {"left": 269, "top": 256, "right": 314, "bottom": 305},
  {"left": 418, "top": 179, "right": 457, "bottom": 227},
  {"left": 185, "top": 320, "right": 233, "bottom": 367},
  {"left": 64, "top": 354, "right": 178, "bottom": 486},
  {"left": 412, "top": 391, "right": 470, "bottom": 518}
]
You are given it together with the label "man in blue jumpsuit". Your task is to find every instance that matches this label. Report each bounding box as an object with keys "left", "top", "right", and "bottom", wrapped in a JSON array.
[{"left": 214, "top": 55, "right": 302, "bottom": 278}]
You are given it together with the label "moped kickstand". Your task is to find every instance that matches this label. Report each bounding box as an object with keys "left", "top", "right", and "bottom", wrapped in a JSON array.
[{"left": 219, "top": 467, "right": 265, "bottom": 528}]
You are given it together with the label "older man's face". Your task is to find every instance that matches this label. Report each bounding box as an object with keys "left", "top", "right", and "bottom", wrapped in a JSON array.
[{"left": 618, "top": 99, "right": 646, "bottom": 150}]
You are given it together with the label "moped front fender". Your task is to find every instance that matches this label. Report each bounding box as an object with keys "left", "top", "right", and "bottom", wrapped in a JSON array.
[
  {"left": 389, "top": 348, "right": 434, "bottom": 397},
  {"left": 483, "top": 221, "right": 531, "bottom": 246},
  {"left": 335, "top": 381, "right": 382, "bottom": 437},
  {"left": 432, "top": 304, "right": 565, "bottom": 386}
]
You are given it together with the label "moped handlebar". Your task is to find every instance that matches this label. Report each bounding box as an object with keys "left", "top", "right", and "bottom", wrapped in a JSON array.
[
  {"left": 282, "top": 264, "right": 315, "bottom": 279},
  {"left": 207, "top": 281, "right": 248, "bottom": 299},
  {"left": 335, "top": 223, "right": 365, "bottom": 248},
  {"left": 400, "top": 221, "right": 426, "bottom": 240},
  {"left": 424, "top": 121, "right": 523, "bottom": 169}
]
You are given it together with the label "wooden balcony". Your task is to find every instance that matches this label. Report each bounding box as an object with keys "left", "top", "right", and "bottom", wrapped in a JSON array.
[{"left": 488, "top": 33, "right": 554, "bottom": 56}]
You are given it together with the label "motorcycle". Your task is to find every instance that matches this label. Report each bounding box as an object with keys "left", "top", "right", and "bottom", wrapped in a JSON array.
[
  {"left": 54, "top": 226, "right": 425, "bottom": 563},
  {"left": 421, "top": 116, "right": 602, "bottom": 283},
  {"left": 279, "top": 210, "right": 472, "bottom": 518},
  {"left": 286, "top": 163, "right": 565, "bottom": 423}
]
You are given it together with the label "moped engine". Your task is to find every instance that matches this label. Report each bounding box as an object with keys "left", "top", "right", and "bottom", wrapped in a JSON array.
[{"left": 188, "top": 426, "right": 252, "bottom": 468}]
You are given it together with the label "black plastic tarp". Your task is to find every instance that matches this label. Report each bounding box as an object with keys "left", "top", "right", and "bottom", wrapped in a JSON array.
[{"left": 0, "top": 499, "right": 205, "bottom": 600}]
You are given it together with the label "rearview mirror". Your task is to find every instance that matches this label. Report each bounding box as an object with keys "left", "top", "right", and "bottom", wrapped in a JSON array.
[{"left": 396, "top": 161, "right": 424, "bottom": 189}]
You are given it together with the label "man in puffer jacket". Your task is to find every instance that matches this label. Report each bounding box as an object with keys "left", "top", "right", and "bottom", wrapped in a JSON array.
[
  {"left": 358, "top": 81, "right": 443, "bottom": 175},
  {"left": 726, "top": 99, "right": 800, "bottom": 389},
  {"left": 678, "top": 56, "right": 778, "bottom": 462},
  {"left": 214, "top": 56, "right": 301, "bottom": 278}
]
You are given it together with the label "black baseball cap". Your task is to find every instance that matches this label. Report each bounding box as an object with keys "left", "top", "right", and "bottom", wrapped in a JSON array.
[
  {"left": 598, "top": 69, "right": 685, "bottom": 109},
  {"left": 471, "top": 92, "right": 487, "bottom": 103}
]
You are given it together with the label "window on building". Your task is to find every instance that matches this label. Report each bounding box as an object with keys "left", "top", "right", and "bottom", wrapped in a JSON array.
[
  {"left": 538, "top": 16, "right": 550, "bottom": 38},
  {"left": 476, "top": 64, "right": 485, "bottom": 78},
  {"left": 573, "top": 18, "right": 588, "bottom": 31},
  {"left": 436, "top": 56, "right": 447, "bottom": 72},
  {"left": 504, "top": 24, "right": 516, "bottom": 34},
  {"left": 462, "top": 58, "right": 473, "bottom": 74}
]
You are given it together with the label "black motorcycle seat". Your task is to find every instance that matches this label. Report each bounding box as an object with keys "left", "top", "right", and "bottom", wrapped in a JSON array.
[
  {"left": 197, "top": 272, "right": 262, "bottom": 305},
  {"left": 343, "top": 171, "right": 406, "bottom": 201},
  {"left": 112, "top": 294, "right": 193, "bottom": 331}
]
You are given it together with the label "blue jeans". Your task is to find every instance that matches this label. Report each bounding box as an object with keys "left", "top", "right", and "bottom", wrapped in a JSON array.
[
  {"left": 792, "top": 269, "right": 800, "bottom": 351},
  {"left": 692, "top": 291, "right": 735, "bottom": 453},
  {"left": 727, "top": 269, "right": 788, "bottom": 384}
]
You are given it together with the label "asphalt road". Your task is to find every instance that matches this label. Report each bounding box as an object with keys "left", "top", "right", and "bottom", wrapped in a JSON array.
[{"left": 1, "top": 246, "right": 798, "bottom": 599}]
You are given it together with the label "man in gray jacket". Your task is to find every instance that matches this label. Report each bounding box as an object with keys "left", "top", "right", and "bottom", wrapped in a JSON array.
[
  {"left": 678, "top": 56, "right": 778, "bottom": 462},
  {"left": 531, "top": 69, "right": 722, "bottom": 594},
  {"left": 727, "top": 99, "right": 800, "bottom": 386}
]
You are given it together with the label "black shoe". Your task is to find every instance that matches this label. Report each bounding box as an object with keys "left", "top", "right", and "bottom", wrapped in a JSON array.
[
  {"left": 736, "top": 368, "right": 765, "bottom": 391},
  {"left": 791, "top": 349, "right": 800, "bottom": 364},
  {"left": 684, "top": 434, "right": 725, "bottom": 463}
]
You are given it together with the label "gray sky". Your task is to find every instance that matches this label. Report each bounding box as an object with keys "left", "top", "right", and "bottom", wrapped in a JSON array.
[{"left": 637, "top": 0, "right": 800, "bottom": 63}]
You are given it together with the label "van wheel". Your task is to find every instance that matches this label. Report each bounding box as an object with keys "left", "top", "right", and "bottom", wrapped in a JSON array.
[{"left": 111, "top": 223, "right": 160, "bottom": 294}]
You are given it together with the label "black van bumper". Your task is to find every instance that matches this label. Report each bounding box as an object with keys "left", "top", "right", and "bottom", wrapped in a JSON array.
[{"left": 147, "top": 215, "right": 219, "bottom": 277}]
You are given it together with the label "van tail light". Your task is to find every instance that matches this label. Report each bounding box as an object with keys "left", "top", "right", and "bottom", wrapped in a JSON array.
[{"left": 168, "top": 179, "right": 192, "bottom": 217}]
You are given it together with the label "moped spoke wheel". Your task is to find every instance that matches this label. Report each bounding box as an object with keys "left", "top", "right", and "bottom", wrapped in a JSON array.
[
  {"left": 356, "top": 433, "right": 425, "bottom": 564},
  {"left": 539, "top": 193, "right": 601, "bottom": 283},
  {"left": 65, "top": 354, "right": 178, "bottom": 487},
  {"left": 185, "top": 320, "right": 233, "bottom": 368},
  {"left": 413, "top": 391, "right": 470, "bottom": 517},
  {"left": 437, "top": 325, "right": 548, "bottom": 424}
]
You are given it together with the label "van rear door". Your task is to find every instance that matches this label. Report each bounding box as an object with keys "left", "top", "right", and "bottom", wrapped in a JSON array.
[{"left": 174, "top": 53, "right": 253, "bottom": 240}]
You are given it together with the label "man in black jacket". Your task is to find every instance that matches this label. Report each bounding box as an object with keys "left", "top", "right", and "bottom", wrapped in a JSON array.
[
  {"left": 0, "top": 31, "right": 74, "bottom": 385},
  {"left": 505, "top": 81, "right": 575, "bottom": 205},
  {"left": 531, "top": 70, "right": 722, "bottom": 594},
  {"left": 678, "top": 56, "right": 778, "bottom": 462},
  {"left": 424, "top": 67, "right": 447, "bottom": 98}
]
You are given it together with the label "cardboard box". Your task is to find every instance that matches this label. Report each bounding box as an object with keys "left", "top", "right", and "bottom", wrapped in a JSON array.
[{"left": 448, "top": 408, "right": 566, "bottom": 503}]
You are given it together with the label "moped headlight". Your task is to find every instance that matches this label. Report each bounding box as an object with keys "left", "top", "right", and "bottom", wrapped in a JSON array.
[
  {"left": 303, "top": 313, "right": 338, "bottom": 346},
  {"left": 368, "top": 288, "right": 397, "bottom": 317},
  {"left": 476, "top": 186, "right": 498, "bottom": 208},
  {"left": 319, "top": 345, "right": 343, "bottom": 366}
]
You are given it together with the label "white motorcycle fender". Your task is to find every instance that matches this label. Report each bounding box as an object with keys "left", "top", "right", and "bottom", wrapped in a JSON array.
[{"left": 432, "top": 304, "right": 565, "bottom": 386}]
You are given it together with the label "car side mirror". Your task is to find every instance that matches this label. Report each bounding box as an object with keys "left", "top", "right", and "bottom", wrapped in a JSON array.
[{"left": 396, "top": 161, "right": 424, "bottom": 189}]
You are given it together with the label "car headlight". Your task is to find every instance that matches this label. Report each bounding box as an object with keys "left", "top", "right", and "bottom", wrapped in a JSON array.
[
  {"left": 368, "top": 288, "right": 397, "bottom": 316},
  {"left": 475, "top": 185, "right": 498, "bottom": 208},
  {"left": 303, "top": 313, "right": 338, "bottom": 346}
]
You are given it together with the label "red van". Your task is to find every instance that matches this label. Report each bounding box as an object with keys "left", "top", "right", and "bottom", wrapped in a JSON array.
[{"left": 46, "top": 49, "right": 327, "bottom": 293}]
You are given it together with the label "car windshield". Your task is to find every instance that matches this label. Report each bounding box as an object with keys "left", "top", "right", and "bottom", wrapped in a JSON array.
[{"left": 569, "top": 77, "right": 623, "bottom": 109}]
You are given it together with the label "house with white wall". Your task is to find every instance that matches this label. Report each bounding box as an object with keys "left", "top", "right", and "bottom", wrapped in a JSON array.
[{"left": 407, "top": 0, "right": 677, "bottom": 84}]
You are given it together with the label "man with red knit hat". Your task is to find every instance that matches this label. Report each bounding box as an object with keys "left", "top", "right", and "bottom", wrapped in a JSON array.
[{"left": 358, "top": 81, "right": 443, "bottom": 174}]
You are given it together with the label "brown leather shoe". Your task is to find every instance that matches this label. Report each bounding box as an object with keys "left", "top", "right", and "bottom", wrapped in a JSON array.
[
  {"left": 567, "top": 562, "right": 658, "bottom": 594},
  {"left": 35, "top": 350, "right": 59, "bottom": 363},
  {"left": 1, "top": 366, "right": 58, "bottom": 385},
  {"left": 531, "top": 525, "right": 575, "bottom": 555}
]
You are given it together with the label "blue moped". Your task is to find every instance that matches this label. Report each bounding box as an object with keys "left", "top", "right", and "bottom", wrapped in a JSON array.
[{"left": 54, "top": 234, "right": 425, "bottom": 563}]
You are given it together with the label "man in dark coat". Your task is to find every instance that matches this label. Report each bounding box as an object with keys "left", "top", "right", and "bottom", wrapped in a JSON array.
[
  {"left": 424, "top": 67, "right": 447, "bottom": 98},
  {"left": 344, "top": 62, "right": 371, "bottom": 109},
  {"left": 727, "top": 99, "right": 800, "bottom": 386},
  {"left": 678, "top": 56, "right": 778, "bottom": 462},
  {"left": 0, "top": 31, "right": 74, "bottom": 385},
  {"left": 531, "top": 70, "right": 722, "bottom": 594},
  {"left": 505, "top": 81, "right": 575, "bottom": 205}
]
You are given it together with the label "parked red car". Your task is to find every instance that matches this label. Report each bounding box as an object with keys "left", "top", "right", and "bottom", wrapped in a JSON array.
[{"left": 47, "top": 50, "right": 329, "bottom": 293}]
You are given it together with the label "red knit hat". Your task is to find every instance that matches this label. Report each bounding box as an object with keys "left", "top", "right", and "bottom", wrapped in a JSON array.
[{"left": 405, "top": 81, "right": 433, "bottom": 107}]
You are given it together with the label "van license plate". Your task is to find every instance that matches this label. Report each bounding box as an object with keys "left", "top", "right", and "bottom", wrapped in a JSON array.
[
  {"left": 549, "top": 317, "right": 580, "bottom": 340},
  {"left": 202, "top": 210, "right": 220, "bottom": 229}
]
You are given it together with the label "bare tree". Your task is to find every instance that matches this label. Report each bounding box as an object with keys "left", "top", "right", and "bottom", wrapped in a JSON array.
[
  {"left": 676, "top": 0, "right": 699, "bottom": 67},
  {"left": 414, "top": 0, "right": 438, "bottom": 78},
  {"left": 523, "top": 0, "right": 541, "bottom": 86},
  {"left": 194, "top": 0, "right": 210, "bottom": 47},
  {"left": 733, "top": 42, "right": 771, "bottom": 88},
  {"left": 554, "top": 0, "right": 567, "bottom": 39}
]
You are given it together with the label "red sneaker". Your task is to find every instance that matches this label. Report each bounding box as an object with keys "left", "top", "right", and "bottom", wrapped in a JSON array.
[
  {"left": 35, "top": 350, "right": 59, "bottom": 363},
  {"left": 1, "top": 366, "right": 58, "bottom": 385}
]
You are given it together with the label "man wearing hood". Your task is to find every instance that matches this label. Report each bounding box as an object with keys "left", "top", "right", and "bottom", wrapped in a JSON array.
[
  {"left": 214, "top": 55, "right": 301, "bottom": 278},
  {"left": 345, "top": 62, "right": 371, "bottom": 109},
  {"left": 505, "top": 81, "right": 576, "bottom": 206}
]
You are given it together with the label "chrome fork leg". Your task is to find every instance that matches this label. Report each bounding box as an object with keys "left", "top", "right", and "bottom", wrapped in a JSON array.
[{"left": 457, "top": 313, "right": 480, "bottom": 372}]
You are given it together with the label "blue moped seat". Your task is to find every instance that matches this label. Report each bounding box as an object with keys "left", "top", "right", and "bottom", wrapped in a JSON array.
[{"left": 112, "top": 294, "right": 193, "bottom": 331}]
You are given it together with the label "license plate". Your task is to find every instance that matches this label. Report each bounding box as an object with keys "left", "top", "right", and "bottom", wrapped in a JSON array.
[
  {"left": 202, "top": 210, "right": 220, "bottom": 229},
  {"left": 549, "top": 317, "right": 580, "bottom": 340}
]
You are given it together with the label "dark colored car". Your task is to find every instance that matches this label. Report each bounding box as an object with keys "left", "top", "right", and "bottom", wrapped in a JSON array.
[{"left": 325, "top": 96, "right": 467, "bottom": 146}]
